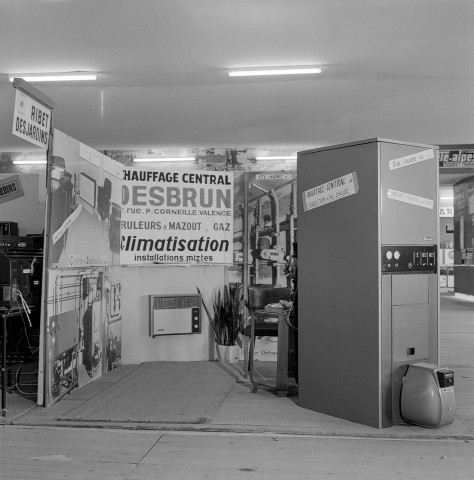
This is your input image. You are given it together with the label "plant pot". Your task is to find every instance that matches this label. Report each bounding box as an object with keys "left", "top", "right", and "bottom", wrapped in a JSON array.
[{"left": 216, "top": 344, "right": 240, "bottom": 363}]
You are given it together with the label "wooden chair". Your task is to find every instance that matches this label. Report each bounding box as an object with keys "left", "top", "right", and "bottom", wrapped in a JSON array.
[{"left": 245, "top": 285, "right": 292, "bottom": 395}]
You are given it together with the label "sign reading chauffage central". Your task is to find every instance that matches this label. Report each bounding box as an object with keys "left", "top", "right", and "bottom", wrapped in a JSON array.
[
  {"left": 121, "top": 168, "right": 234, "bottom": 265},
  {"left": 302, "top": 172, "right": 359, "bottom": 212}
]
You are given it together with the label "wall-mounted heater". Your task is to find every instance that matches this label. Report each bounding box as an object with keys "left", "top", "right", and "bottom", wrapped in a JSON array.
[{"left": 149, "top": 293, "right": 201, "bottom": 336}]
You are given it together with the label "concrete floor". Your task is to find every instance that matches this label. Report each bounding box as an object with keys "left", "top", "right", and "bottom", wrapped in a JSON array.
[
  {"left": 0, "top": 294, "right": 473, "bottom": 479},
  {"left": 1, "top": 426, "right": 473, "bottom": 480}
]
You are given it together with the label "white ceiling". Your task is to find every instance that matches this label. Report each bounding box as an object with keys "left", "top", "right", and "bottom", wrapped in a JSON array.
[{"left": 1, "top": 0, "right": 474, "bottom": 171}]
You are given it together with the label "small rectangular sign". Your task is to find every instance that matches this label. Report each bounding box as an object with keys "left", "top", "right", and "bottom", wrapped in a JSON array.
[
  {"left": 389, "top": 149, "right": 434, "bottom": 170},
  {"left": 439, "top": 208, "right": 454, "bottom": 217},
  {"left": 68, "top": 255, "right": 109, "bottom": 267},
  {"left": 302, "top": 172, "right": 359, "bottom": 212},
  {"left": 256, "top": 173, "right": 294, "bottom": 180},
  {"left": 12, "top": 89, "right": 51, "bottom": 149},
  {"left": 0, "top": 175, "right": 25, "bottom": 205},
  {"left": 387, "top": 189, "right": 434, "bottom": 209}
]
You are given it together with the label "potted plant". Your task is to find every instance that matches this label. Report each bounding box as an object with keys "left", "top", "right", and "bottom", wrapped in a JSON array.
[{"left": 198, "top": 284, "right": 243, "bottom": 362}]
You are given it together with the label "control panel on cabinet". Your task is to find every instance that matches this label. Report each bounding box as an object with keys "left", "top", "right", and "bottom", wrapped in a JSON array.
[{"left": 381, "top": 245, "right": 437, "bottom": 273}]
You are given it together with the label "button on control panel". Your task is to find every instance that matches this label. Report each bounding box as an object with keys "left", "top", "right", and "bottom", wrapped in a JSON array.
[{"left": 381, "top": 245, "right": 437, "bottom": 273}]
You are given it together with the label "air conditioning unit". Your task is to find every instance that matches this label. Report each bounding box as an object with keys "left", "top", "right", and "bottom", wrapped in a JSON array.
[{"left": 149, "top": 293, "right": 201, "bottom": 336}]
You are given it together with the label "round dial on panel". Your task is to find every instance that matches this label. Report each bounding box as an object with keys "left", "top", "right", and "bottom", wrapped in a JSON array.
[
  {"left": 394, "top": 251, "right": 400, "bottom": 260},
  {"left": 385, "top": 251, "right": 393, "bottom": 260}
]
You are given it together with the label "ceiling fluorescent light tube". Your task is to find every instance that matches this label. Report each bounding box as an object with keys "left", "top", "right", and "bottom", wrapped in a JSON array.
[
  {"left": 255, "top": 156, "right": 297, "bottom": 161},
  {"left": 13, "top": 159, "right": 47, "bottom": 165},
  {"left": 133, "top": 157, "right": 196, "bottom": 163},
  {"left": 9, "top": 72, "right": 97, "bottom": 82},
  {"left": 229, "top": 67, "right": 321, "bottom": 77}
]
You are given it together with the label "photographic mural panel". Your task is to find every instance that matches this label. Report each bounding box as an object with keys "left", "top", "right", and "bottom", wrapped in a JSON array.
[{"left": 43, "top": 130, "right": 122, "bottom": 406}]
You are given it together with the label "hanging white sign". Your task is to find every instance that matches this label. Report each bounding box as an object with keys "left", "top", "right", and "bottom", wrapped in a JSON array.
[
  {"left": 0, "top": 175, "right": 25, "bottom": 205},
  {"left": 12, "top": 89, "right": 51, "bottom": 149},
  {"left": 387, "top": 189, "right": 434, "bottom": 209},
  {"left": 302, "top": 172, "right": 359, "bottom": 212},
  {"left": 389, "top": 148, "right": 434, "bottom": 170}
]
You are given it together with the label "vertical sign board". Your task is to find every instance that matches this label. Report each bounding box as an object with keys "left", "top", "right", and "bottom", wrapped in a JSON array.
[
  {"left": 121, "top": 168, "right": 234, "bottom": 265},
  {"left": 12, "top": 88, "right": 51, "bottom": 149},
  {"left": 9, "top": 80, "right": 54, "bottom": 407}
]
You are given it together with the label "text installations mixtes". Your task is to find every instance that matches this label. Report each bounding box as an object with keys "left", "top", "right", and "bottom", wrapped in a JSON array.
[
  {"left": 121, "top": 235, "right": 230, "bottom": 264},
  {"left": 121, "top": 168, "right": 234, "bottom": 265}
]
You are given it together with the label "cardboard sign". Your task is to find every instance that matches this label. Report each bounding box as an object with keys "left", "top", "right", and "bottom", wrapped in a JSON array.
[
  {"left": 12, "top": 89, "right": 51, "bottom": 149},
  {"left": 389, "top": 149, "right": 434, "bottom": 170},
  {"left": 0, "top": 175, "right": 25, "bottom": 205},
  {"left": 302, "top": 172, "right": 359, "bottom": 212},
  {"left": 387, "top": 189, "right": 434, "bottom": 209}
]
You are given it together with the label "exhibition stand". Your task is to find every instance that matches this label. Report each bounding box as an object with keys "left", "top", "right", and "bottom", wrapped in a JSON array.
[{"left": 0, "top": 80, "right": 470, "bottom": 429}]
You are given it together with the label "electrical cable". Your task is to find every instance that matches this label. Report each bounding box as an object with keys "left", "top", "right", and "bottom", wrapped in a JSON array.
[
  {"left": 11, "top": 291, "right": 37, "bottom": 359},
  {"left": 280, "top": 285, "right": 298, "bottom": 330},
  {"left": 7, "top": 292, "right": 38, "bottom": 397},
  {"left": 12, "top": 290, "right": 32, "bottom": 327},
  {"left": 19, "top": 311, "right": 38, "bottom": 361}
]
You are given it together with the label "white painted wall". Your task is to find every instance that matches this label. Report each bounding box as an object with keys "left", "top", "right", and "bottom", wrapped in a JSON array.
[{"left": 121, "top": 264, "right": 225, "bottom": 363}]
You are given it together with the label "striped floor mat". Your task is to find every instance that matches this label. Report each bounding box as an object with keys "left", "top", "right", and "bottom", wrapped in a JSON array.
[{"left": 59, "top": 361, "right": 236, "bottom": 424}]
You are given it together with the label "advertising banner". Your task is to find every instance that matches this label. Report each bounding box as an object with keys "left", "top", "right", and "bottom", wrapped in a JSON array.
[
  {"left": 121, "top": 167, "right": 234, "bottom": 265},
  {"left": 439, "top": 149, "right": 474, "bottom": 168}
]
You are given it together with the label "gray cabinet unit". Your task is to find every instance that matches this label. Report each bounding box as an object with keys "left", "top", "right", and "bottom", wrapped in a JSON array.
[{"left": 297, "top": 138, "right": 439, "bottom": 428}]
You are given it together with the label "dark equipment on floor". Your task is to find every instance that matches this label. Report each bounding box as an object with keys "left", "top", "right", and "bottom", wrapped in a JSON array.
[
  {"left": 0, "top": 236, "right": 43, "bottom": 308},
  {"left": 245, "top": 285, "right": 293, "bottom": 396}
]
